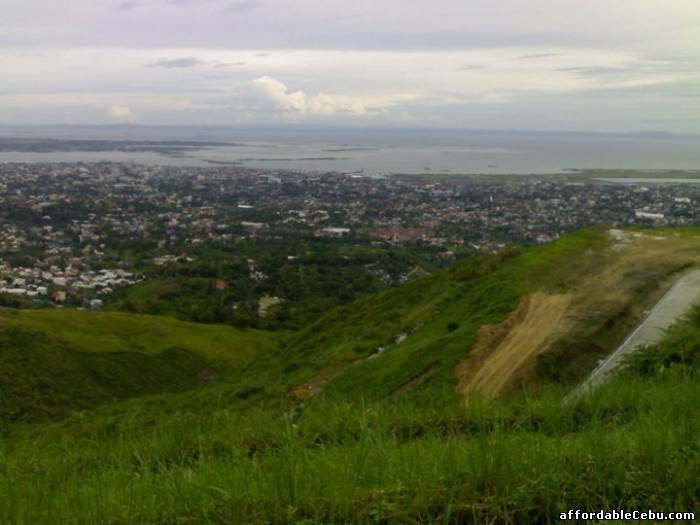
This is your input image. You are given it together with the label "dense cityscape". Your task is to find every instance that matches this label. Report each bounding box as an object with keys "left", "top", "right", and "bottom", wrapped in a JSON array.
[{"left": 1, "top": 161, "right": 698, "bottom": 317}]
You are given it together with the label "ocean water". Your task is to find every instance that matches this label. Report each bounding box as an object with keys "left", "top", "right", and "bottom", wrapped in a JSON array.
[{"left": 1, "top": 128, "right": 699, "bottom": 174}]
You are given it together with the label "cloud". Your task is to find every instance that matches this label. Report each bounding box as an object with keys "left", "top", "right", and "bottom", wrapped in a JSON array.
[
  {"left": 557, "top": 65, "right": 630, "bottom": 77},
  {"left": 253, "top": 76, "right": 367, "bottom": 116},
  {"left": 1, "top": 41, "right": 699, "bottom": 131},
  {"left": 167, "top": 0, "right": 215, "bottom": 4},
  {"left": 221, "top": 0, "right": 263, "bottom": 14},
  {"left": 146, "top": 57, "right": 205, "bottom": 68},
  {"left": 213, "top": 61, "right": 246, "bottom": 68},
  {"left": 108, "top": 105, "right": 136, "bottom": 122},
  {"left": 167, "top": 0, "right": 263, "bottom": 13},
  {"left": 557, "top": 60, "right": 699, "bottom": 79},
  {"left": 115, "top": 0, "right": 140, "bottom": 10},
  {"left": 519, "top": 52, "right": 560, "bottom": 60},
  {"left": 4, "top": 0, "right": 700, "bottom": 57},
  {"left": 146, "top": 56, "right": 248, "bottom": 69},
  {"left": 552, "top": 59, "right": 699, "bottom": 92}
]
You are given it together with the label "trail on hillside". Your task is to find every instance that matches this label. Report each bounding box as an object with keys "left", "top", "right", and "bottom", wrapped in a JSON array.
[{"left": 456, "top": 292, "right": 570, "bottom": 398}]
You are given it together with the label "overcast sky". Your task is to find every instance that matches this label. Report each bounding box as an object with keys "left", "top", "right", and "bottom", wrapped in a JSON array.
[{"left": 1, "top": 0, "right": 699, "bottom": 132}]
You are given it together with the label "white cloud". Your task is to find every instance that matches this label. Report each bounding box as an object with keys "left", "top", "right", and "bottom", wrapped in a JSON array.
[
  {"left": 108, "top": 105, "right": 136, "bottom": 122},
  {"left": 253, "top": 76, "right": 367, "bottom": 116},
  {"left": 146, "top": 57, "right": 205, "bottom": 68},
  {"left": 0, "top": 45, "right": 698, "bottom": 131}
]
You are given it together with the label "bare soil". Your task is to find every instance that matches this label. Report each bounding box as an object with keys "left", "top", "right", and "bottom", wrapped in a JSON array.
[
  {"left": 456, "top": 231, "right": 700, "bottom": 398},
  {"left": 456, "top": 292, "right": 571, "bottom": 398}
]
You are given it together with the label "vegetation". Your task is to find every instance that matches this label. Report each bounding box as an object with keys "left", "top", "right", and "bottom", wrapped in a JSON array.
[
  {"left": 0, "top": 309, "right": 280, "bottom": 423},
  {"left": 2, "top": 347, "right": 699, "bottom": 523},
  {"left": 1, "top": 227, "right": 699, "bottom": 523},
  {"left": 109, "top": 239, "right": 454, "bottom": 330}
]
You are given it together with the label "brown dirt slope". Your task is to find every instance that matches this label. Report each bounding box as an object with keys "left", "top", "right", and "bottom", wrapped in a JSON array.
[
  {"left": 456, "top": 231, "right": 700, "bottom": 398},
  {"left": 456, "top": 292, "right": 571, "bottom": 398}
]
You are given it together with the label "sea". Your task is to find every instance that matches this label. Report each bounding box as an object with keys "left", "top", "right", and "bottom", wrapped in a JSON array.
[{"left": 1, "top": 127, "right": 699, "bottom": 175}]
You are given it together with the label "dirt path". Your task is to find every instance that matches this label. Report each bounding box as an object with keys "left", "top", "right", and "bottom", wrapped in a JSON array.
[
  {"left": 456, "top": 292, "right": 570, "bottom": 398},
  {"left": 567, "top": 268, "right": 700, "bottom": 401}
]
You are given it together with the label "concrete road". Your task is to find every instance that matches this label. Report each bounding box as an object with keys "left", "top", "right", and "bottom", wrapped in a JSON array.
[{"left": 567, "top": 269, "right": 700, "bottom": 401}]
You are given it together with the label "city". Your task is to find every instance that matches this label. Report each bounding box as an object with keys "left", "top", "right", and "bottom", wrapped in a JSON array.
[{"left": 1, "top": 161, "right": 697, "bottom": 312}]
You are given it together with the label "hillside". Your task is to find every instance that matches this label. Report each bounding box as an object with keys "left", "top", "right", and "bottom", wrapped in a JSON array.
[
  {"left": 0, "top": 310, "right": 280, "bottom": 423},
  {"left": 283, "top": 227, "right": 700, "bottom": 402},
  {"left": 2, "top": 227, "right": 700, "bottom": 523}
]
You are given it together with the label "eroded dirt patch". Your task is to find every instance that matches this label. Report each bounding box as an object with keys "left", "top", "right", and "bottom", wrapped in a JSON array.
[
  {"left": 456, "top": 292, "right": 571, "bottom": 398},
  {"left": 457, "top": 231, "right": 700, "bottom": 398}
]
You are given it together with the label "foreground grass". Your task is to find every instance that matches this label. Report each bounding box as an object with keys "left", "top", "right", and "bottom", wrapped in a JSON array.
[{"left": 2, "top": 363, "right": 698, "bottom": 524}]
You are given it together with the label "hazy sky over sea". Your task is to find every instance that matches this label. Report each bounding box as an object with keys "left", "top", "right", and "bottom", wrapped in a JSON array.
[{"left": 1, "top": 0, "right": 699, "bottom": 132}]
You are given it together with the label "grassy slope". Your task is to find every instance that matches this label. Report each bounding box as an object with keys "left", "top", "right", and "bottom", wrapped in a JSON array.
[
  {"left": 2, "top": 326, "right": 699, "bottom": 524},
  {"left": 6, "top": 309, "right": 277, "bottom": 362},
  {"left": 0, "top": 310, "right": 280, "bottom": 423},
  {"left": 288, "top": 226, "right": 698, "bottom": 402},
  {"left": 2, "top": 227, "right": 700, "bottom": 523}
]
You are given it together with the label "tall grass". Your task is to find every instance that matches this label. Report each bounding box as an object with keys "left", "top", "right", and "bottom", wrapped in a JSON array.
[{"left": 2, "top": 366, "right": 698, "bottom": 524}]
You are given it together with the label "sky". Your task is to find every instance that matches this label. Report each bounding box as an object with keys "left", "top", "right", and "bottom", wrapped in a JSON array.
[{"left": 1, "top": 0, "right": 699, "bottom": 133}]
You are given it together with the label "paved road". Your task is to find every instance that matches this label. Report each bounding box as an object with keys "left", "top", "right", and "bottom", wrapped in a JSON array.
[{"left": 567, "top": 269, "right": 700, "bottom": 401}]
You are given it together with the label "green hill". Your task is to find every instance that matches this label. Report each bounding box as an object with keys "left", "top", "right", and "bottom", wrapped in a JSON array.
[
  {"left": 0, "top": 310, "right": 280, "bottom": 423},
  {"left": 2, "top": 227, "right": 700, "bottom": 524},
  {"left": 282, "top": 226, "right": 700, "bottom": 402}
]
